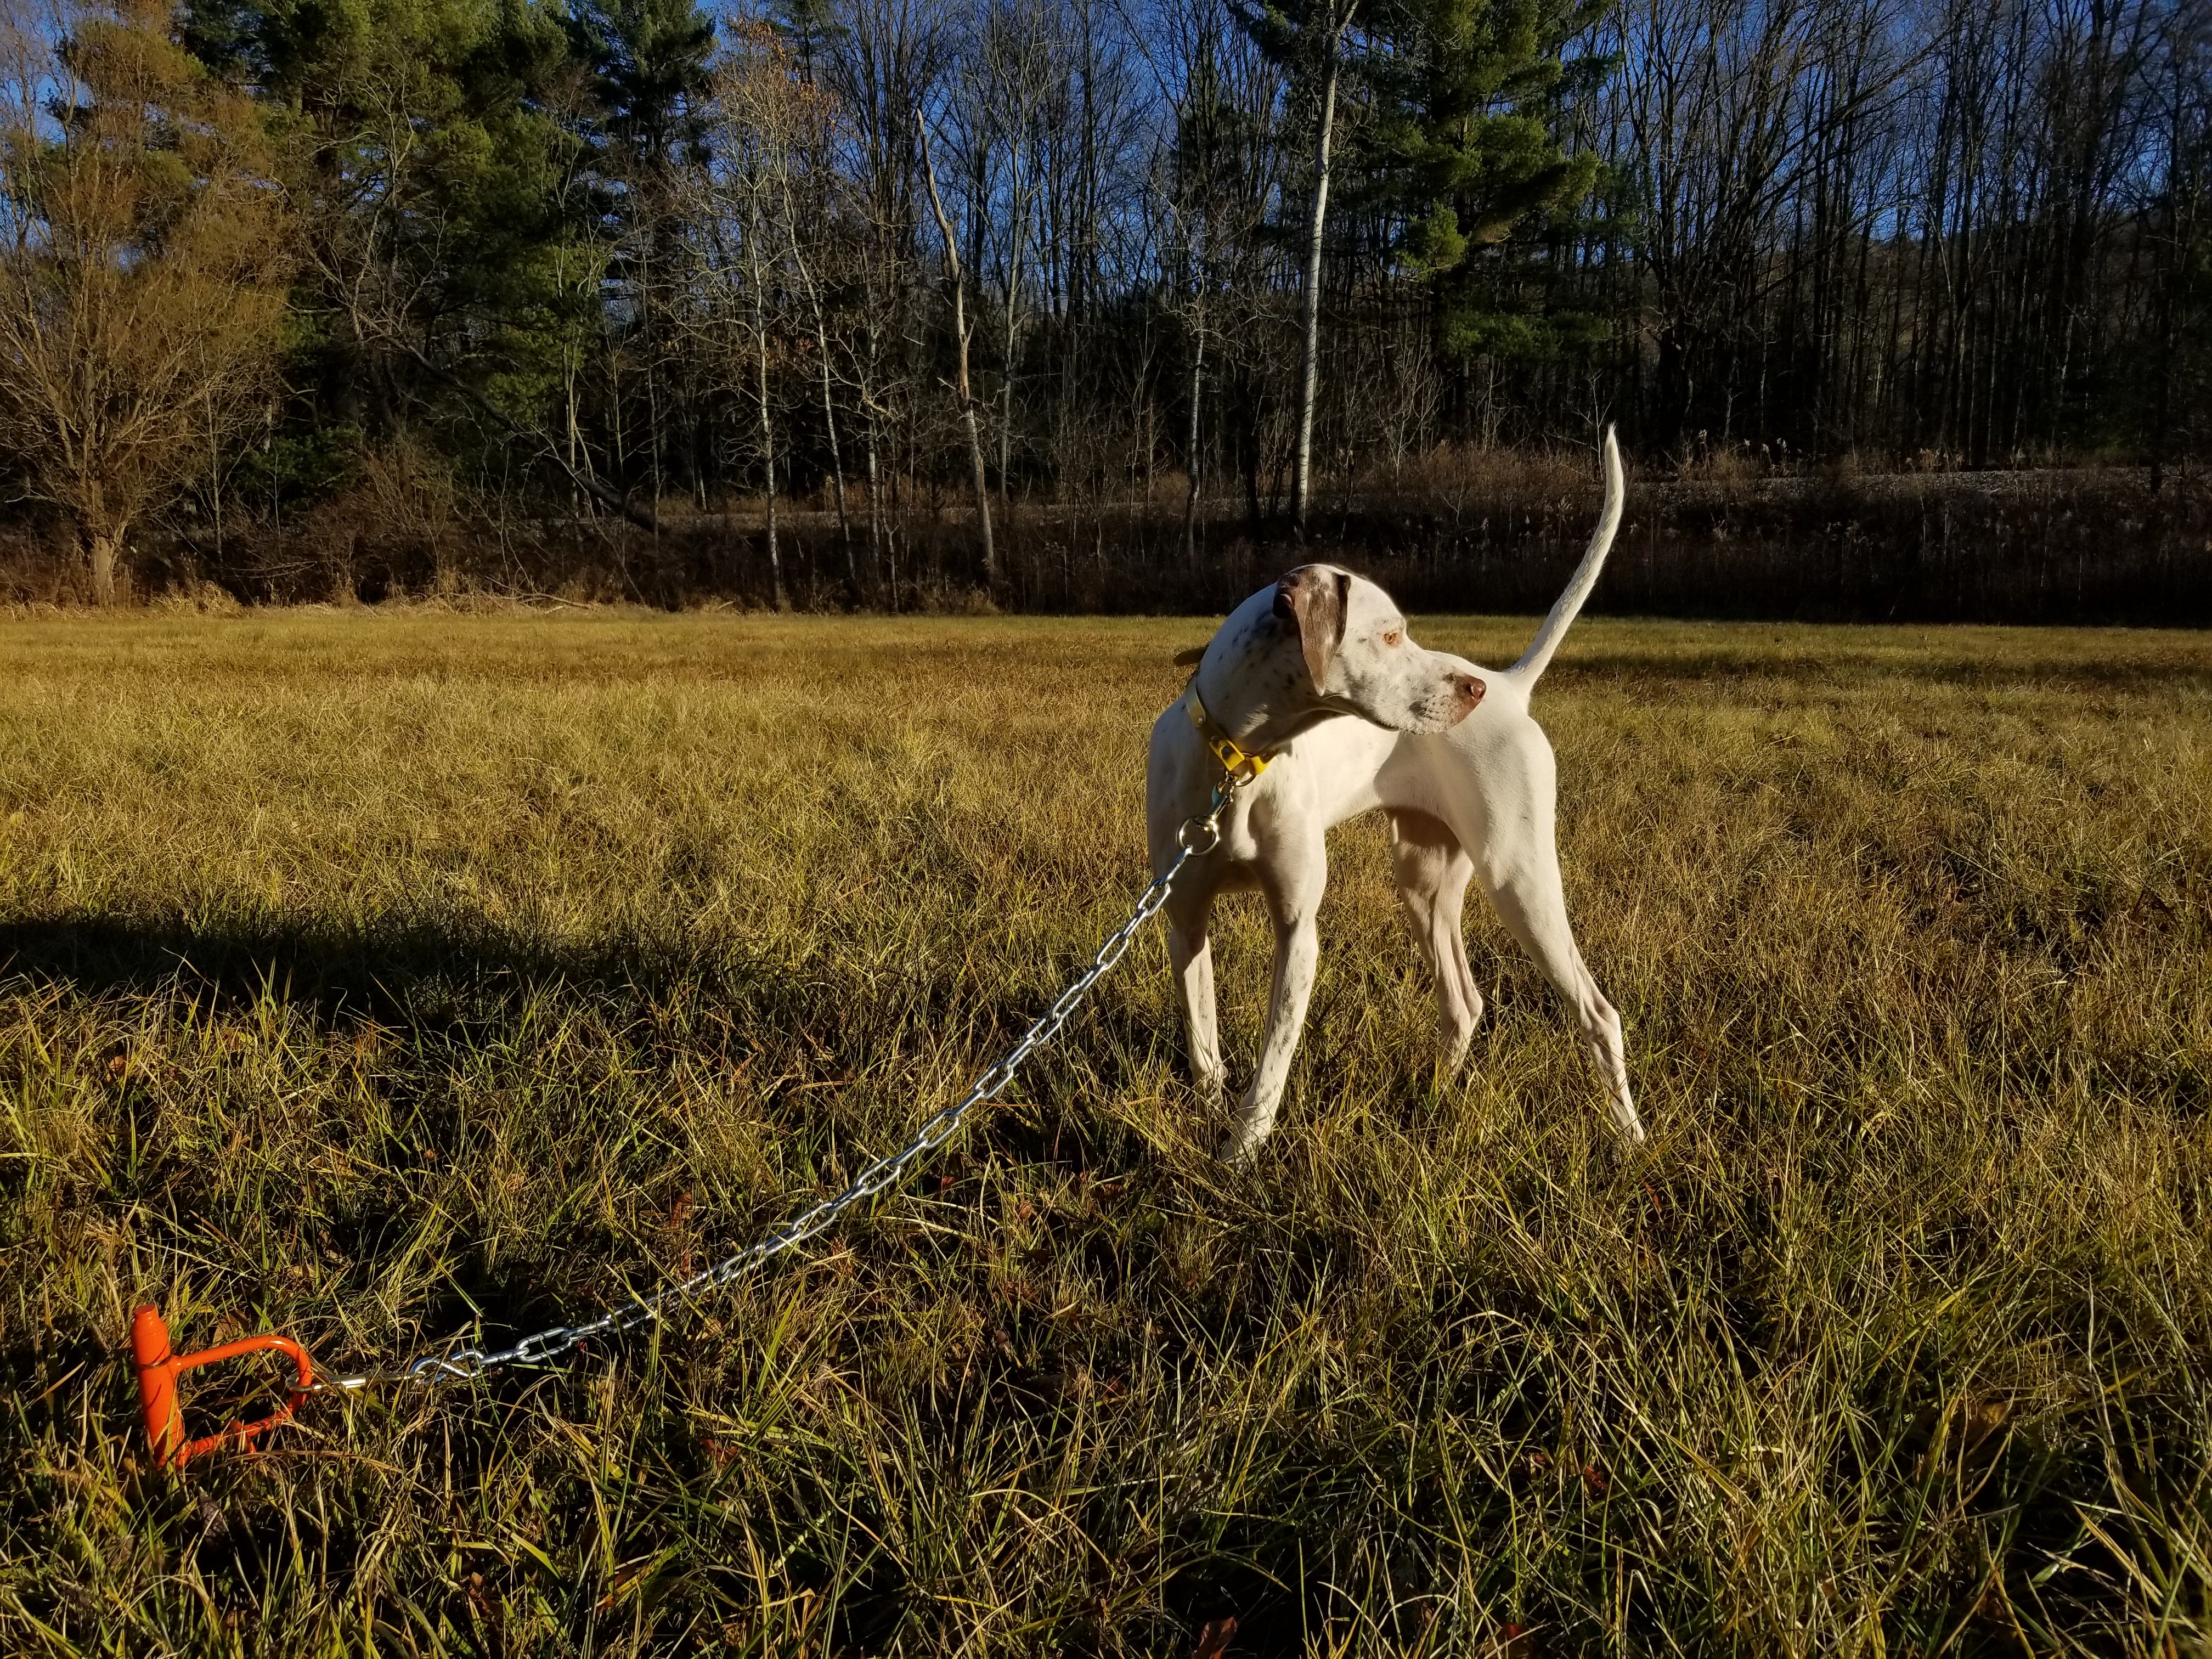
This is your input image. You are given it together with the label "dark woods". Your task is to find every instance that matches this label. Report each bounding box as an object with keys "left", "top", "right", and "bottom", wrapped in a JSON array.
[{"left": 0, "top": 0, "right": 2207, "bottom": 617}]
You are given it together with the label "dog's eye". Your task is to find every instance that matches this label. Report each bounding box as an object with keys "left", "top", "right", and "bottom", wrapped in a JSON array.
[{"left": 1383, "top": 630, "right": 1401, "bottom": 647}]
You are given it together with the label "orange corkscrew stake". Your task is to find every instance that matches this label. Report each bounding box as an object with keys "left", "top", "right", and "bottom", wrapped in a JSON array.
[{"left": 130, "top": 1304, "right": 314, "bottom": 1470}]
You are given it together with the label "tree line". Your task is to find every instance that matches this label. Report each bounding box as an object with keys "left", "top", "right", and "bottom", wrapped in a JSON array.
[{"left": 1, "top": 0, "right": 2206, "bottom": 606}]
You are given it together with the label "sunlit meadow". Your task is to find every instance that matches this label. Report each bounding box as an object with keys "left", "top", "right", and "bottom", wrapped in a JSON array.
[{"left": 1, "top": 611, "right": 2207, "bottom": 1654}]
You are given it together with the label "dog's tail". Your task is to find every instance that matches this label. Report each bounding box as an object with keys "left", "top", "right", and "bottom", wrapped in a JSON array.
[{"left": 1506, "top": 427, "right": 1624, "bottom": 690}]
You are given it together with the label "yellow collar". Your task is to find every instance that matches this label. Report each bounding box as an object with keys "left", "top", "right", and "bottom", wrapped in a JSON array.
[{"left": 1181, "top": 684, "right": 1276, "bottom": 780}]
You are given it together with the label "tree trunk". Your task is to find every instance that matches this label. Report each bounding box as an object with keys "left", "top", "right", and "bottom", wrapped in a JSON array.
[
  {"left": 954, "top": 322, "right": 994, "bottom": 587},
  {"left": 758, "top": 323, "right": 783, "bottom": 610},
  {"left": 782, "top": 206, "right": 853, "bottom": 589},
  {"left": 88, "top": 527, "right": 122, "bottom": 606},
  {"left": 918, "top": 110, "right": 997, "bottom": 590},
  {"left": 1292, "top": 2, "right": 1353, "bottom": 545},
  {"left": 820, "top": 341, "right": 851, "bottom": 588},
  {"left": 1000, "top": 167, "right": 1026, "bottom": 508},
  {"left": 865, "top": 421, "right": 887, "bottom": 606},
  {"left": 1184, "top": 304, "right": 1204, "bottom": 570},
  {"left": 1000, "top": 290, "right": 1018, "bottom": 505}
]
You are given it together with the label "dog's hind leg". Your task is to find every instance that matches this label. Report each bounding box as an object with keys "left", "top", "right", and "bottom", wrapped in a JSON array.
[
  {"left": 1165, "top": 884, "right": 1226, "bottom": 1105},
  {"left": 1477, "top": 848, "right": 1645, "bottom": 1146},
  {"left": 1387, "top": 809, "right": 1483, "bottom": 1073}
]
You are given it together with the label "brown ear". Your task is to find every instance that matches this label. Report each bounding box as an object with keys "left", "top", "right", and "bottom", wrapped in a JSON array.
[{"left": 1273, "top": 566, "right": 1350, "bottom": 691}]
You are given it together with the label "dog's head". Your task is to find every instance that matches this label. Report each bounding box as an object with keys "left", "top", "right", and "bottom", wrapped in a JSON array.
[{"left": 1268, "top": 564, "right": 1484, "bottom": 733}]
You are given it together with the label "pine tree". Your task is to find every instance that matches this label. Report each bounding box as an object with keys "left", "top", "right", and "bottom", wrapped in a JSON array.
[
  {"left": 1359, "top": 0, "right": 1606, "bottom": 375},
  {"left": 181, "top": 0, "right": 602, "bottom": 488},
  {"left": 571, "top": 0, "right": 715, "bottom": 176},
  {"left": 568, "top": 0, "right": 714, "bottom": 516}
]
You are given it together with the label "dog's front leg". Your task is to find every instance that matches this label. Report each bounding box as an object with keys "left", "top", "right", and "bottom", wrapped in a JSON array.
[
  {"left": 1165, "top": 884, "right": 1225, "bottom": 1105},
  {"left": 1220, "top": 838, "right": 1327, "bottom": 1165}
]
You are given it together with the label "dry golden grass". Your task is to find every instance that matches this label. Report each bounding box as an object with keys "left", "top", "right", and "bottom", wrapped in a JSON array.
[{"left": 1, "top": 610, "right": 2208, "bottom": 1655}]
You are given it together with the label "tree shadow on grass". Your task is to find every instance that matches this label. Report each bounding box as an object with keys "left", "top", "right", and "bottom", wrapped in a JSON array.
[
  {"left": 0, "top": 910, "right": 748, "bottom": 1034},
  {"left": 0, "top": 901, "right": 1198, "bottom": 1313},
  {"left": 0, "top": 910, "right": 835, "bottom": 1358}
]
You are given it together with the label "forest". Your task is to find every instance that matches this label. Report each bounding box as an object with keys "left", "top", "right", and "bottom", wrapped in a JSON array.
[{"left": 0, "top": 0, "right": 2207, "bottom": 612}]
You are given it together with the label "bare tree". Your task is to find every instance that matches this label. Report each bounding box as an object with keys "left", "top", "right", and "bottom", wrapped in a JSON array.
[
  {"left": 699, "top": 26, "right": 814, "bottom": 607},
  {"left": 1291, "top": 0, "right": 1354, "bottom": 541},
  {"left": 828, "top": 0, "right": 947, "bottom": 599},
  {"left": 955, "top": 0, "right": 1051, "bottom": 506},
  {"left": 0, "top": 0, "right": 291, "bottom": 602},
  {"left": 763, "top": 15, "right": 859, "bottom": 586},
  {"left": 917, "top": 105, "right": 997, "bottom": 586}
]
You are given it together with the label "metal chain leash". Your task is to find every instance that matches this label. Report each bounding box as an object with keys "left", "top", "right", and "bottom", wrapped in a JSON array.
[{"left": 313, "top": 771, "right": 1249, "bottom": 1395}]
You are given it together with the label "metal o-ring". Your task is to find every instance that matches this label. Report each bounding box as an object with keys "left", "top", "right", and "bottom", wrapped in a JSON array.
[{"left": 1177, "top": 816, "right": 1222, "bottom": 855}]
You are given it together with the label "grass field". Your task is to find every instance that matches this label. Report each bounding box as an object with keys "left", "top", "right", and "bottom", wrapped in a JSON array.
[{"left": 1, "top": 610, "right": 2208, "bottom": 1656}]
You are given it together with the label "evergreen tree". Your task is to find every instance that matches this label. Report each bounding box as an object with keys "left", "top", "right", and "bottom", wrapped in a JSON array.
[
  {"left": 569, "top": 0, "right": 714, "bottom": 177},
  {"left": 181, "top": 0, "right": 598, "bottom": 488},
  {"left": 566, "top": 0, "right": 713, "bottom": 513},
  {"left": 1360, "top": 0, "right": 1607, "bottom": 366}
]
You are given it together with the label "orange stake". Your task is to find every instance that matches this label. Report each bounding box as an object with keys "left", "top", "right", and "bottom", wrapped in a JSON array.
[{"left": 130, "top": 1304, "right": 314, "bottom": 1470}]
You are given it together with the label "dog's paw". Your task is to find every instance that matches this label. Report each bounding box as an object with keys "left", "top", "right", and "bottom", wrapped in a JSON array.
[
  {"left": 1434, "top": 1028, "right": 1476, "bottom": 1076},
  {"left": 1215, "top": 1114, "right": 1272, "bottom": 1167},
  {"left": 1602, "top": 1110, "right": 1650, "bottom": 1163}
]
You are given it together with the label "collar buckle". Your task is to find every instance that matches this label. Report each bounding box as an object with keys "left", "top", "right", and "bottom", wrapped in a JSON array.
[{"left": 1182, "top": 685, "right": 1274, "bottom": 782}]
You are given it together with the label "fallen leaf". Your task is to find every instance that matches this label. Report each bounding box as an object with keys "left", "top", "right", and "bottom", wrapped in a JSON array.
[
  {"left": 1194, "top": 1615, "right": 1237, "bottom": 1658},
  {"left": 1962, "top": 1396, "right": 2012, "bottom": 1452}
]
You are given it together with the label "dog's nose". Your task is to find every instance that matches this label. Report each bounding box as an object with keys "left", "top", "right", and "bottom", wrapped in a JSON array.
[{"left": 1452, "top": 673, "right": 1486, "bottom": 716}]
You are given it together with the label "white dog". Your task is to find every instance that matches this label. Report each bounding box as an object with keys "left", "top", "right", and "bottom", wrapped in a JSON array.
[{"left": 1147, "top": 431, "right": 1645, "bottom": 1163}]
